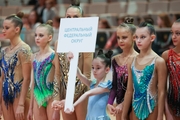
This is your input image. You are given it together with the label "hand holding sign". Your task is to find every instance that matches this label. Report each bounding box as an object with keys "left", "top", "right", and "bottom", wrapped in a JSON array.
[{"left": 57, "top": 17, "right": 99, "bottom": 112}]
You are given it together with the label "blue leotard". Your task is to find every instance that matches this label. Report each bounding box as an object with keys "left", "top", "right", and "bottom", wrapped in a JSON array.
[
  {"left": 86, "top": 79, "right": 112, "bottom": 120},
  {"left": 131, "top": 57, "right": 157, "bottom": 120}
]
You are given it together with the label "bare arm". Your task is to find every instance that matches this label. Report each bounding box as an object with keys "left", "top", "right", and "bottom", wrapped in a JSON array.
[
  {"left": 18, "top": 49, "right": 32, "bottom": 106},
  {"left": 68, "top": 52, "right": 93, "bottom": 87},
  {"left": 16, "top": 48, "right": 31, "bottom": 120},
  {"left": 29, "top": 61, "right": 34, "bottom": 111},
  {"left": 52, "top": 41, "right": 61, "bottom": 120},
  {"left": 53, "top": 41, "right": 61, "bottom": 101},
  {"left": 81, "top": 53, "right": 93, "bottom": 79},
  {"left": 161, "top": 50, "right": 168, "bottom": 63},
  {"left": 27, "top": 62, "right": 34, "bottom": 120},
  {"left": 156, "top": 57, "right": 167, "bottom": 120},
  {"left": 121, "top": 58, "right": 134, "bottom": 120},
  {"left": 77, "top": 67, "right": 91, "bottom": 87},
  {"left": 0, "top": 72, "right": 4, "bottom": 114},
  {"left": 74, "top": 87, "right": 110, "bottom": 107},
  {"left": 0, "top": 71, "right": 4, "bottom": 105}
]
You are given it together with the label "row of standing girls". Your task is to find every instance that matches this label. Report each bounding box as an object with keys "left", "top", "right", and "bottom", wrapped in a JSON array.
[
  {"left": 0, "top": 1, "right": 93, "bottom": 120},
  {"left": 1, "top": 1, "right": 180, "bottom": 120},
  {"left": 52, "top": 13, "right": 180, "bottom": 120},
  {"left": 106, "top": 17, "right": 180, "bottom": 120}
]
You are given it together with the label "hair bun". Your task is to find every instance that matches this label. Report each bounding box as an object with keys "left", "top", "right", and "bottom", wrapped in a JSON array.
[
  {"left": 145, "top": 18, "right": 154, "bottom": 25},
  {"left": 124, "top": 17, "right": 134, "bottom": 24},
  {"left": 105, "top": 50, "right": 113, "bottom": 59},
  {"left": 71, "top": 0, "right": 80, "bottom": 6},
  {"left": 97, "top": 49, "right": 104, "bottom": 56},
  {"left": 46, "top": 20, "right": 53, "bottom": 26},
  {"left": 16, "top": 11, "right": 24, "bottom": 19}
]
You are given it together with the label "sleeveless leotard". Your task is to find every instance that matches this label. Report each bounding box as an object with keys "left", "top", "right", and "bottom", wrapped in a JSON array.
[
  {"left": 33, "top": 53, "right": 55, "bottom": 107},
  {"left": 167, "top": 49, "right": 180, "bottom": 116},
  {"left": 131, "top": 57, "right": 157, "bottom": 120}
]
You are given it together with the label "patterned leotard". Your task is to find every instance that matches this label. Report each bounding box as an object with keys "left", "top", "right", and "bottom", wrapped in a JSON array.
[
  {"left": 131, "top": 57, "right": 157, "bottom": 120},
  {"left": 108, "top": 59, "right": 128, "bottom": 105},
  {"left": 53, "top": 53, "right": 93, "bottom": 101},
  {"left": 167, "top": 49, "right": 180, "bottom": 116},
  {"left": 0, "top": 45, "right": 31, "bottom": 108},
  {"left": 33, "top": 52, "right": 55, "bottom": 107}
]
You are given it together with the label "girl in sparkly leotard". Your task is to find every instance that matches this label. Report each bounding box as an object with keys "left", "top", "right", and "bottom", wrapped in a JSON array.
[
  {"left": 162, "top": 18, "right": 180, "bottom": 120},
  {"left": 107, "top": 17, "right": 138, "bottom": 120},
  {"left": 0, "top": 12, "right": 32, "bottom": 120},
  {"left": 27, "top": 20, "right": 55, "bottom": 120},
  {"left": 122, "top": 22, "right": 167, "bottom": 120}
]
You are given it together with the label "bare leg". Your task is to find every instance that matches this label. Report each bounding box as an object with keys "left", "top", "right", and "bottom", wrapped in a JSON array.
[
  {"left": 61, "top": 110, "right": 77, "bottom": 120},
  {"left": 75, "top": 97, "right": 88, "bottom": 120},
  {"left": 2, "top": 96, "right": 29, "bottom": 120},
  {"left": 2, "top": 99, "right": 16, "bottom": 120},
  {"left": 146, "top": 106, "right": 158, "bottom": 120},
  {"left": 47, "top": 98, "right": 54, "bottom": 120},
  {"left": 165, "top": 98, "right": 173, "bottom": 120},
  {"left": 129, "top": 111, "right": 133, "bottom": 120},
  {"left": 116, "top": 112, "right": 122, "bottom": 120},
  {"left": 131, "top": 110, "right": 139, "bottom": 120},
  {"left": 13, "top": 98, "right": 29, "bottom": 120},
  {"left": 33, "top": 99, "right": 48, "bottom": 120}
]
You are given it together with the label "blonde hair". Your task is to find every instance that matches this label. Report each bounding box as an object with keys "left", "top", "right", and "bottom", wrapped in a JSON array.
[{"left": 37, "top": 20, "right": 54, "bottom": 36}]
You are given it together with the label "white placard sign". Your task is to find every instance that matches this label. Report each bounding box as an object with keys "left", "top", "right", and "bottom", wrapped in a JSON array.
[{"left": 57, "top": 17, "right": 99, "bottom": 112}]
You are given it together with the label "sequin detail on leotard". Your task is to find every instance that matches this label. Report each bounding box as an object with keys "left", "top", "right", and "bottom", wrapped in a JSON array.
[
  {"left": 131, "top": 57, "right": 157, "bottom": 120},
  {"left": 54, "top": 53, "right": 87, "bottom": 101},
  {"left": 167, "top": 49, "right": 180, "bottom": 116},
  {"left": 108, "top": 59, "right": 128, "bottom": 105},
  {"left": 33, "top": 53, "right": 55, "bottom": 107},
  {"left": 0, "top": 46, "right": 31, "bottom": 108}
]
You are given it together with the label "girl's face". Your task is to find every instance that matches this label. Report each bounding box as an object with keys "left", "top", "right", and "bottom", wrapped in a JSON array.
[
  {"left": 65, "top": 7, "right": 81, "bottom": 18},
  {"left": 2, "top": 19, "right": 19, "bottom": 39},
  {"left": 92, "top": 58, "right": 109, "bottom": 81},
  {"left": 171, "top": 22, "right": 180, "bottom": 46},
  {"left": 117, "top": 28, "right": 134, "bottom": 50},
  {"left": 135, "top": 27, "right": 155, "bottom": 50},
  {"left": 35, "top": 27, "right": 52, "bottom": 47}
]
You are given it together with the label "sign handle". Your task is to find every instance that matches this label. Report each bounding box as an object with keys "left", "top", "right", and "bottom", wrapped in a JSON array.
[{"left": 64, "top": 51, "right": 79, "bottom": 112}]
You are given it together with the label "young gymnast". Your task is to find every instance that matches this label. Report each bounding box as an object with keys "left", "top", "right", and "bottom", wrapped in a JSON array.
[
  {"left": 107, "top": 17, "right": 138, "bottom": 120},
  {"left": 27, "top": 20, "right": 55, "bottom": 120},
  {"left": 122, "top": 22, "right": 167, "bottom": 120},
  {"left": 162, "top": 18, "right": 180, "bottom": 120},
  {"left": 53, "top": 49, "right": 113, "bottom": 119},
  {"left": 0, "top": 12, "right": 32, "bottom": 120}
]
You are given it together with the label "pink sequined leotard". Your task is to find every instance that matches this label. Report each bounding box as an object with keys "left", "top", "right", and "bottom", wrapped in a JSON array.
[{"left": 108, "top": 59, "right": 128, "bottom": 105}]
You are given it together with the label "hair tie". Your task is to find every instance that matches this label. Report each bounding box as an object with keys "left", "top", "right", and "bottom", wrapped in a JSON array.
[{"left": 125, "top": 17, "right": 133, "bottom": 24}]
